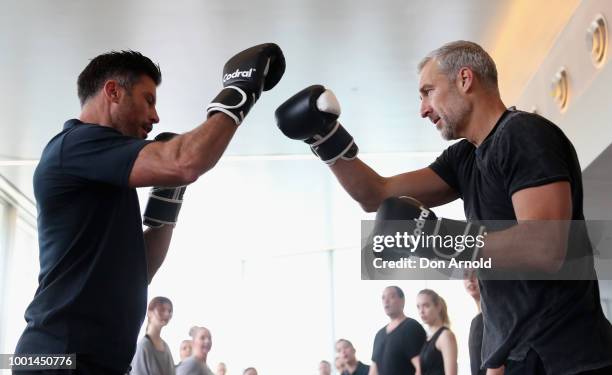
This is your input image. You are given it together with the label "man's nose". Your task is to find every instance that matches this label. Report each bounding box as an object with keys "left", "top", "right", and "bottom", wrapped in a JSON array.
[{"left": 420, "top": 100, "right": 432, "bottom": 119}]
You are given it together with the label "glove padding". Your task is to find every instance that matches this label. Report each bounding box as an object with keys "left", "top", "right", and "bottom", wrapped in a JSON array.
[
  {"left": 373, "top": 196, "right": 487, "bottom": 261},
  {"left": 207, "top": 43, "right": 286, "bottom": 125},
  {"left": 143, "top": 132, "right": 187, "bottom": 228},
  {"left": 275, "top": 84, "right": 358, "bottom": 165}
]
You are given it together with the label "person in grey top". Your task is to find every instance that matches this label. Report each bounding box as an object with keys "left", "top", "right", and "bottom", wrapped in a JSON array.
[
  {"left": 131, "top": 296, "right": 176, "bottom": 375},
  {"left": 176, "top": 326, "right": 215, "bottom": 375}
]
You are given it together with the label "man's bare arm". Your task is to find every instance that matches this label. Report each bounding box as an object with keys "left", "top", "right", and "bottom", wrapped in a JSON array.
[
  {"left": 330, "top": 159, "right": 459, "bottom": 212},
  {"left": 143, "top": 225, "right": 173, "bottom": 284},
  {"left": 481, "top": 181, "right": 572, "bottom": 272},
  {"left": 129, "top": 113, "right": 237, "bottom": 188}
]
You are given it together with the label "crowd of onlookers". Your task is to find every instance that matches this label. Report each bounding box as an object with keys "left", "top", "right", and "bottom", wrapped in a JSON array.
[{"left": 131, "top": 275, "right": 488, "bottom": 375}]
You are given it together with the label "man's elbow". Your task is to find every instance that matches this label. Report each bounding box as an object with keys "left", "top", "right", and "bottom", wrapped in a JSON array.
[
  {"left": 359, "top": 200, "right": 380, "bottom": 213},
  {"left": 539, "top": 243, "right": 567, "bottom": 273},
  {"left": 178, "top": 167, "right": 199, "bottom": 185},
  {"left": 177, "top": 157, "right": 222, "bottom": 185}
]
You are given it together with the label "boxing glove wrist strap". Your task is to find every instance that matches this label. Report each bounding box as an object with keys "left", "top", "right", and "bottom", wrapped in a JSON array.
[
  {"left": 143, "top": 186, "right": 187, "bottom": 228},
  {"left": 307, "top": 122, "right": 359, "bottom": 165},
  {"left": 206, "top": 86, "right": 256, "bottom": 125}
]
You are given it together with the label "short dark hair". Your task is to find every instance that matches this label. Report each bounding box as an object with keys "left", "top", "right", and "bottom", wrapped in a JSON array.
[
  {"left": 77, "top": 50, "right": 161, "bottom": 106},
  {"left": 336, "top": 338, "right": 354, "bottom": 349},
  {"left": 388, "top": 285, "right": 405, "bottom": 299}
]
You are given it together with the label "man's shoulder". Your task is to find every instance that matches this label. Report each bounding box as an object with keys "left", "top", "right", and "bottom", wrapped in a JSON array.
[
  {"left": 444, "top": 139, "right": 474, "bottom": 154},
  {"left": 401, "top": 316, "right": 424, "bottom": 331},
  {"left": 496, "top": 110, "right": 561, "bottom": 139},
  {"left": 42, "top": 120, "right": 118, "bottom": 153},
  {"left": 357, "top": 361, "right": 370, "bottom": 370}
]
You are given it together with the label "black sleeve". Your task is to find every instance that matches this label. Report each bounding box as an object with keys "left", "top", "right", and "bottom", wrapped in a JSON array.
[
  {"left": 60, "top": 124, "right": 152, "bottom": 187},
  {"left": 428, "top": 140, "right": 472, "bottom": 197},
  {"left": 496, "top": 114, "right": 572, "bottom": 196},
  {"left": 371, "top": 330, "right": 383, "bottom": 363},
  {"left": 404, "top": 319, "right": 427, "bottom": 359}
]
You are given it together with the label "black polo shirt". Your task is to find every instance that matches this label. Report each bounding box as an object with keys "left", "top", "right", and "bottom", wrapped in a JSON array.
[
  {"left": 429, "top": 109, "right": 612, "bottom": 374},
  {"left": 341, "top": 361, "right": 370, "bottom": 375},
  {"left": 371, "top": 317, "right": 426, "bottom": 375},
  {"left": 15, "top": 119, "right": 151, "bottom": 373},
  {"left": 468, "top": 313, "right": 485, "bottom": 375}
]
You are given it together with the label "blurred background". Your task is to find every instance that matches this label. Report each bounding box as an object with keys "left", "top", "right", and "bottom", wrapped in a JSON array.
[{"left": 1, "top": 0, "right": 611, "bottom": 373}]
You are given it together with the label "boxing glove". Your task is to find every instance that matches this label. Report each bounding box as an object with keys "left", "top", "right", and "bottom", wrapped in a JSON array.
[
  {"left": 374, "top": 196, "right": 487, "bottom": 261},
  {"left": 143, "top": 132, "right": 187, "bottom": 228},
  {"left": 275, "top": 85, "right": 358, "bottom": 165},
  {"left": 207, "top": 43, "right": 286, "bottom": 125}
]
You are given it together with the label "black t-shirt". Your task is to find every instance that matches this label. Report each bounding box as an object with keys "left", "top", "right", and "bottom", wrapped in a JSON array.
[
  {"left": 419, "top": 326, "right": 446, "bottom": 375},
  {"left": 15, "top": 119, "right": 151, "bottom": 373},
  {"left": 371, "top": 317, "right": 426, "bottom": 375},
  {"left": 341, "top": 361, "right": 370, "bottom": 375},
  {"left": 429, "top": 109, "right": 612, "bottom": 374},
  {"left": 468, "top": 313, "right": 485, "bottom": 375}
]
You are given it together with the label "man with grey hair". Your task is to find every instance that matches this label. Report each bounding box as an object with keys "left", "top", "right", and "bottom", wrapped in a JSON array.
[{"left": 276, "top": 40, "right": 612, "bottom": 374}]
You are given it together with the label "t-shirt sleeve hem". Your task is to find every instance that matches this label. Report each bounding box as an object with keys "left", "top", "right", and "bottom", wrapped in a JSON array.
[
  {"left": 428, "top": 165, "right": 460, "bottom": 194},
  {"left": 508, "top": 175, "right": 570, "bottom": 197},
  {"left": 121, "top": 140, "right": 153, "bottom": 187}
]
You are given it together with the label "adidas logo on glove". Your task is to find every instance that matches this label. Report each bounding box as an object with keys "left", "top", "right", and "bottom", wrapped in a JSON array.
[{"left": 223, "top": 68, "right": 256, "bottom": 82}]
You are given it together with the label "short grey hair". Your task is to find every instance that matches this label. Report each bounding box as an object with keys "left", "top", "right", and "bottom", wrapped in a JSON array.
[{"left": 418, "top": 40, "right": 498, "bottom": 90}]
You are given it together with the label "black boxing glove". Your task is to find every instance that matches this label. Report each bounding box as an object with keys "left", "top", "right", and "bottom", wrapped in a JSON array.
[
  {"left": 207, "top": 43, "right": 286, "bottom": 125},
  {"left": 374, "top": 196, "right": 487, "bottom": 261},
  {"left": 143, "top": 132, "right": 187, "bottom": 228},
  {"left": 275, "top": 85, "right": 358, "bottom": 165}
]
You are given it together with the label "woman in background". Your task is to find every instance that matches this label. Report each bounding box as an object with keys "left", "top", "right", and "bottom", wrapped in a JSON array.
[
  {"left": 131, "top": 296, "right": 176, "bottom": 375},
  {"left": 176, "top": 326, "right": 215, "bottom": 375},
  {"left": 417, "top": 289, "right": 458, "bottom": 375}
]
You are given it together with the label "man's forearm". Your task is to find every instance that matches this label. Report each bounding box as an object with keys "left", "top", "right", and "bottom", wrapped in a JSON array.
[
  {"left": 330, "top": 158, "right": 387, "bottom": 212},
  {"left": 172, "top": 113, "right": 238, "bottom": 181},
  {"left": 480, "top": 221, "right": 569, "bottom": 273},
  {"left": 143, "top": 225, "right": 174, "bottom": 283}
]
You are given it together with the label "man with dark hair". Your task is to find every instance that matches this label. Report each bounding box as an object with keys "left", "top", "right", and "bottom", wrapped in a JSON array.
[
  {"left": 335, "top": 339, "right": 369, "bottom": 375},
  {"left": 14, "top": 45, "right": 284, "bottom": 374},
  {"left": 276, "top": 40, "right": 612, "bottom": 374},
  {"left": 369, "top": 286, "right": 426, "bottom": 375}
]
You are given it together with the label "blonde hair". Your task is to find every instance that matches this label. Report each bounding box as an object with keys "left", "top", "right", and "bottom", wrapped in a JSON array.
[{"left": 418, "top": 289, "right": 450, "bottom": 327}]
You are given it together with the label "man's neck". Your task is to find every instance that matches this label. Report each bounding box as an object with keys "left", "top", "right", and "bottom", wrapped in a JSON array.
[
  {"left": 79, "top": 99, "right": 112, "bottom": 127},
  {"left": 388, "top": 313, "right": 406, "bottom": 325},
  {"left": 462, "top": 96, "right": 507, "bottom": 147},
  {"left": 345, "top": 360, "right": 359, "bottom": 373}
]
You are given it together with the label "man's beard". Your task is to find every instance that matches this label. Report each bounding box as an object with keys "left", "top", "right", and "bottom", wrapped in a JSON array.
[
  {"left": 438, "top": 93, "right": 470, "bottom": 140},
  {"left": 439, "top": 118, "right": 456, "bottom": 140}
]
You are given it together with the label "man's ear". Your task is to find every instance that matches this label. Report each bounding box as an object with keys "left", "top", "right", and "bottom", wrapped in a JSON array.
[
  {"left": 457, "top": 67, "right": 474, "bottom": 93},
  {"left": 103, "top": 80, "right": 121, "bottom": 103}
]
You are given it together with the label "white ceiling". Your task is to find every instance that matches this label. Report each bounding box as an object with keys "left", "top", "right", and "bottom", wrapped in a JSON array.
[{"left": 0, "top": 0, "right": 579, "bottom": 199}]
